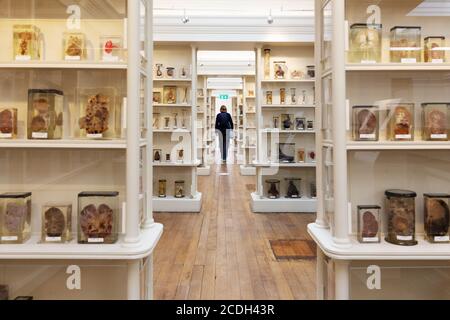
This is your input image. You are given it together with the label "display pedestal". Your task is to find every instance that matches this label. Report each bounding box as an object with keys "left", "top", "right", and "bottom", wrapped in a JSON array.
[
  {"left": 153, "top": 193, "right": 203, "bottom": 213},
  {"left": 251, "top": 192, "right": 316, "bottom": 213}
]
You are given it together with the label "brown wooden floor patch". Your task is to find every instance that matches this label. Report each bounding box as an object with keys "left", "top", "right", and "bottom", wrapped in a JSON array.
[
  {"left": 245, "top": 184, "right": 256, "bottom": 192},
  {"left": 270, "top": 240, "right": 317, "bottom": 260}
]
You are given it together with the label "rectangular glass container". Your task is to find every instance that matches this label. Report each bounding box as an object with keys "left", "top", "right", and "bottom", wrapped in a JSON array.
[
  {"left": 424, "top": 193, "right": 450, "bottom": 243},
  {"left": 266, "top": 179, "right": 281, "bottom": 199},
  {"left": 63, "top": 32, "right": 86, "bottom": 61},
  {"left": 385, "top": 189, "right": 417, "bottom": 246},
  {"left": 387, "top": 103, "right": 415, "bottom": 141},
  {"left": 41, "top": 203, "right": 72, "bottom": 243},
  {"left": 100, "top": 35, "right": 123, "bottom": 62},
  {"left": 424, "top": 36, "right": 446, "bottom": 63},
  {"left": 421, "top": 103, "right": 449, "bottom": 141},
  {"left": 174, "top": 181, "right": 185, "bottom": 198},
  {"left": 27, "top": 89, "right": 63, "bottom": 140},
  {"left": 390, "top": 26, "right": 422, "bottom": 63},
  {"left": 77, "top": 88, "right": 121, "bottom": 139},
  {"left": 352, "top": 106, "right": 379, "bottom": 141},
  {"left": 285, "top": 178, "right": 302, "bottom": 199},
  {"left": 0, "top": 192, "right": 32, "bottom": 244},
  {"left": 274, "top": 61, "right": 287, "bottom": 79},
  {"left": 278, "top": 143, "right": 295, "bottom": 163},
  {"left": 0, "top": 108, "right": 18, "bottom": 139},
  {"left": 158, "top": 180, "right": 167, "bottom": 198},
  {"left": 281, "top": 114, "right": 294, "bottom": 130},
  {"left": 78, "top": 192, "right": 119, "bottom": 244},
  {"left": 357, "top": 205, "right": 381, "bottom": 243},
  {"left": 13, "top": 24, "right": 40, "bottom": 61},
  {"left": 349, "top": 24, "right": 382, "bottom": 64},
  {"left": 266, "top": 91, "right": 273, "bottom": 105}
]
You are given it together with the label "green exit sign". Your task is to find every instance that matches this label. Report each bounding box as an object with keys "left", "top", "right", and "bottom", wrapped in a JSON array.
[{"left": 219, "top": 94, "right": 229, "bottom": 100}]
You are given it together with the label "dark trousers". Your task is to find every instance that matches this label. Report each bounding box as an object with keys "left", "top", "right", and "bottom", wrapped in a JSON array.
[{"left": 217, "top": 130, "right": 230, "bottom": 161}]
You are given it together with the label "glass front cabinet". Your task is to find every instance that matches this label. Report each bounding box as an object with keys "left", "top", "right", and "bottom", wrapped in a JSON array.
[{"left": 311, "top": 0, "right": 450, "bottom": 300}]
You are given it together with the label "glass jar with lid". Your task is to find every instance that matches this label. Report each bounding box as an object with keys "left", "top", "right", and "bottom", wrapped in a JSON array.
[
  {"left": 158, "top": 180, "right": 167, "bottom": 198},
  {"left": 390, "top": 26, "right": 422, "bottom": 63},
  {"left": 424, "top": 193, "right": 450, "bottom": 243},
  {"left": 352, "top": 106, "right": 379, "bottom": 141},
  {"left": 385, "top": 189, "right": 417, "bottom": 246},
  {"left": 387, "top": 103, "right": 415, "bottom": 141},
  {"left": 0, "top": 192, "right": 32, "bottom": 244},
  {"left": 357, "top": 205, "right": 381, "bottom": 243},
  {"left": 421, "top": 103, "right": 449, "bottom": 141},
  {"left": 424, "top": 36, "right": 446, "bottom": 63},
  {"left": 174, "top": 181, "right": 186, "bottom": 198},
  {"left": 266, "top": 179, "right": 281, "bottom": 199},
  {"left": 285, "top": 178, "right": 301, "bottom": 199},
  {"left": 349, "top": 23, "right": 382, "bottom": 63}
]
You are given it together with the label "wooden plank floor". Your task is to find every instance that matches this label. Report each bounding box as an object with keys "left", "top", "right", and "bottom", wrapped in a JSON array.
[{"left": 153, "top": 164, "right": 317, "bottom": 300}]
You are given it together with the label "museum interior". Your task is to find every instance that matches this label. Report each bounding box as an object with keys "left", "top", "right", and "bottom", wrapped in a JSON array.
[{"left": 0, "top": 0, "right": 449, "bottom": 301}]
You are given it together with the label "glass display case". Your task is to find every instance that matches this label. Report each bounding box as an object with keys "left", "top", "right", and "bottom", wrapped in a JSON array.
[
  {"left": 390, "top": 26, "right": 422, "bottom": 63},
  {"left": 63, "top": 32, "right": 86, "bottom": 61},
  {"left": 0, "top": 108, "right": 18, "bottom": 139},
  {"left": 0, "top": 193, "right": 32, "bottom": 244},
  {"left": 349, "top": 24, "right": 382, "bottom": 64},
  {"left": 387, "top": 103, "right": 415, "bottom": 141},
  {"left": 285, "top": 178, "right": 301, "bottom": 199},
  {"left": 158, "top": 180, "right": 167, "bottom": 198},
  {"left": 424, "top": 193, "right": 450, "bottom": 243},
  {"left": 41, "top": 204, "right": 72, "bottom": 243},
  {"left": 352, "top": 106, "right": 378, "bottom": 141},
  {"left": 385, "top": 189, "right": 417, "bottom": 246},
  {"left": 174, "top": 181, "right": 185, "bottom": 198},
  {"left": 424, "top": 36, "right": 446, "bottom": 63},
  {"left": 13, "top": 24, "right": 41, "bottom": 61},
  {"left": 78, "top": 192, "right": 119, "bottom": 244},
  {"left": 28, "top": 89, "right": 64, "bottom": 140},
  {"left": 266, "top": 179, "right": 280, "bottom": 199},
  {"left": 100, "top": 35, "right": 123, "bottom": 62},
  {"left": 77, "top": 88, "right": 121, "bottom": 139},
  {"left": 421, "top": 103, "right": 449, "bottom": 141},
  {"left": 357, "top": 205, "right": 381, "bottom": 243}
]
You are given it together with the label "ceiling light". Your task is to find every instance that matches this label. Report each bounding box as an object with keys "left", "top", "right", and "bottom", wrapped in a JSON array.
[
  {"left": 182, "top": 9, "right": 190, "bottom": 24},
  {"left": 267, "top": 10, "right": 274, "bottom": 24}
]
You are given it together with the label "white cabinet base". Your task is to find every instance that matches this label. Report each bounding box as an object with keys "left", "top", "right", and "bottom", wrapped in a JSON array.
[
  {"left": 239, "top": 165, "right": 256, "bottom": 176},
  {"left": 153, "top": 193, "right": 203, "bottom": 213},
  {"left": 197, "top": 166, "right": 211, "bottom": 176},
  {"left": 251, "top": 192, "right": 317, "bottom": 213}
]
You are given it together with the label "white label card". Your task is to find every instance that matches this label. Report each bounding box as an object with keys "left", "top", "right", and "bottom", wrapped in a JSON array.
[
  {"left": 432, "top": 59, "right": 444, "bottom": 64},
  {"left": 434, "top": 236, "right": 450, "bottom": 242},
  {"left": 363, "top": 237, "right": 379, "bottom": 243},
  {"left": 65, "top": 56, "right": 81, "bottom": 61},
  {"left": 2, "top": 236, "right": 18, "bottom": 241},
  {"left": 397, "top": 235, "right": 413, "bottom": 241},
  {"left": 16, "top": 55, "right": 31, "bottom": 61},
  {"left": 396, "top": 134, "right": 411, "bottom": 140},
  {"left": 0, "top": 133, "right": 12, "bottom": 138},
  {"left": 431, "top": 134, "right": 447, "bottom": 139},
  {"left": 46, "top": 236, "right": 62, "bottom": 242},
  {"left": 87, "top": 134, "right": 103, "bottom": 139},
  {"left": 361, "top": 60, "right": 377, "bottom": 64},
  {"left": 401, "top": 58, "right": 417, "bottom": 63},
  {"left": 360, "top": 134, "right": 376, "bottom": 139},
  {"left": 32, "top": 132, "right": 48, "bottom": 139},
  {"left": 102, "top": 55, "right": 120, "bottom": 62},
  {"left": 88, "top": 238, "right": 104, "bottom": 243}
]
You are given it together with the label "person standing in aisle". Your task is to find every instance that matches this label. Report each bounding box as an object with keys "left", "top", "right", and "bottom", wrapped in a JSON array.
[{"left": 215, "top": 105, "right": 234, "bottom": 163}]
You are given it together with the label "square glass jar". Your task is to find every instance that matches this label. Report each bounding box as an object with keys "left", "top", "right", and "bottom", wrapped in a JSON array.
[
  {"left": 174, "top": 181, "right": 185, "bottom": 198},
  {"left": 349, "top": 24, "right": 382, "bottom": 64},
  {"left": 63, "top": 32, "right": 86, "bottom": 61},
  {"left": 100, "top": 35, "right": 123, "bottom": 62},
  {"left": 357, "top": 205, "right": 381, "bottom": 243},
  {"left": 421, "top": 103, "right": 449, "bottom": 141},
  {"left": 27, "top": 89, "right": 64, "bottom": 140},
  {"left": 158, "top": 180, "right": 167, "bottom": 198},
  {"left": 390, "top": 26, "right": 422, "bottom": 63},
  {"left": 13, "top": 24, "right": 40, "bottom": 61},
  {"left": 274, "top": 61, "right": 287, "bottom": 79},
  {"left": 278, "top": 143, "right": 295, "bottom": 163},
  {"left": 0, "top": 193, "right": 32, "bottom": 244},
  {"left": 424, "top": 36, "right": 446, "bottom": 63},
  {"left": 77, "top": 88, "right": 121, "bottom": 139},
  {"left": 285, "top": 178, "right": 302, "bottom": 199},
  {"left": 385, "top": 189, "right": 417, "bottom": 246},
  {"left": 0, "top": 108, "right": 18, "bottom": 139},
  {"left": 78, "top": 192, "right": 119, "bottom": 244},
  {"left": 41, "top": 204, "right": 72, "bottom": 243},
  {"left": 352, "top": 106, "right": 379, "bottom": 141},
  {"left": 266, "top": 179, "right": 281, "bottom": 199},
  {"left": 387, "top": 103, "right": 415, "bottom": 141},
  {"left": 424, "top": 193, "right": 450, "bottom": 243}
]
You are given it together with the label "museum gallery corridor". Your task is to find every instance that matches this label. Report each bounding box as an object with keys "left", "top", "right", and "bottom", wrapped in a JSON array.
[{"left": 153, "top": 164, "right": 316, "bottom": 300}]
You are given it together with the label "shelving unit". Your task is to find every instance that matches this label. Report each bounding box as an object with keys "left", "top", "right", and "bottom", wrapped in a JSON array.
[
  {"left": 196, "top": 75, "right": 211, "bottom": 176},
  {"left": 0, "top": 0, "right": 161, "bottom": 300},
  {"left": 240, "top": 75, "right": 257, "bottom": 176},
  {"left": 152, "top": 43, "right": 202, "bottom": 212},
  {"left": 251, "top": 45, "right": 317, "bottom": 213},
  {"left": 310, "top": 0, "right": 450, "bottom": 300}
]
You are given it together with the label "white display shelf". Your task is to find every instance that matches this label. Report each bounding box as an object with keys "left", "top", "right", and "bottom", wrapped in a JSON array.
[
  {"left": 261, "top": 79, "right": 315, "bottom": 83},
  {"left": 308, "top": 223, "right": 450, "bottom": 261},
  {"left": 262, "top": 129, "right": 316, "bottom": 134},
  {"left": 347, "top": 141, "right": 450, "bottom": 151},
  {"left": 153, "top": 160, "right": 201, "bottom": 167},
  {"left": 0, "top": 61, "right": 128, "bottom": 70},
  {"left": 239, "top": 165, "right": 256, "bottom": 176},
  {"left": 154, "top": 104, "right": 192, "bottom": 108},
  {"left": 0, "top": 224, "right": 163, "bottom": 261},
  {"left": 262, "top": 104, "right": 316, "bottom": 108},
  {"left": 252, "top": 161, "right": 316, "bottom": 168},
  {"left": 251, "top": 192, "right": 317, "bottom": 213},
  {"left": 153, "top": 193, "right": 203, "bottom": 213},
  {"left": 0, "top": 139, "right": 147, "bottom": 149},
  {"left": 153, "top": 129, "right": 191, "bottom": 133},
  {"left": 153, "top": 78, "right": 192, "bottom": 82},
  {"left": 346, "top": 63, "right": 450, "bottom": 72}
]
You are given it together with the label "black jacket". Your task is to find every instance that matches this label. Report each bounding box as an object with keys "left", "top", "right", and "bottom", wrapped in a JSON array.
[{"left": 215, "top": 112, "right": 234, "bottom": 132}]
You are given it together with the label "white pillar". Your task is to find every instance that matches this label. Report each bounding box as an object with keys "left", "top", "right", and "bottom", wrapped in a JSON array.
[
  {"left": 191, "top": 45, "right": 198, "bottom": 198},
  {"left": 316, "top": 247, "right": 325, "bottom": 300},
  {"left": 334, "top": 260, "right": 350, "bottom": 300},
  {"left": 127, "top": 260, "right": 141, "bottom": 300}
]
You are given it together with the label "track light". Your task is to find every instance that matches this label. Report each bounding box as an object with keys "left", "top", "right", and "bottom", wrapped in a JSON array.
[
  {"left": 267, "top": 10, "right": 274, "bottom": 24},
  {"left": 182, "top": 9, "right": 190, "bottom": 24}
]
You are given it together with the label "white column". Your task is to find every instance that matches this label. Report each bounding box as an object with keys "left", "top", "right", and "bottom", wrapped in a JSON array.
[
  {"left": 255, "top": 47, "right": 264, "bottom": 197},
  {"left": 146, "top": 255, "right": 154, "bottom": 300},
  {"left": 125, "top": 0, "right": 141, "bottom": 243},
  {"left": 316, "top": 247, "right": 325, "bottom": 300},
  {"left": 334, "top": 260, "right": 350, "bottom": 300},
  {"left": 191, "top": 45, "right": 198, "bottom": 198},
  {"left": 127, "top": 260, "right": 141, "bottom": 300},
  {"left": 331, "top": 0, "right": 350, "bottom": 245}
]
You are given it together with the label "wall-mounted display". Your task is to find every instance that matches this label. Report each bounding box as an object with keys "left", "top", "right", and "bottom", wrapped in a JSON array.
[
  {"left": 63, "top": 32, "right": 85, "bottom": 61},
  {"left": 41, "top": 204, "right": 72, "bottom": 243},
  {"left": 385, "top": 189, "right": 417, "bottom": 246},
  {"left": 285, "top": 178, "right": 301, "bottom": 199},
  {"left": 352, "top": 106, "right": 378, "bottom": 141},
  {"left": 349, "top": 24, "right": 382, "bottom": 64},
  {"left": 78, "top": 88, "right": 120, "bottom": 139},
  {"left": 278, "top": 143, "right": 295, "bottom": 163},
  {"left": 0, "top": 192, "right": 32, "bottom": 244},
  {"left": 100, "top": 35, "right": 122, "bottom": 62},
  {"left": 424, "top": 193, "right": 450, "bottom": 243},
  {"left": 357, "top": 205, "right": 381, "bottom": 243},
  {"left": 28, "top": 89, "right": 63, "bottom": 140},
  {"left": 390, "top": 26, "right": 422, "bottom": 63},
  {"left": 174, "top": 181, "right": 185, "bottom": 198},
  {"left": 424, "top": 36, "right": 446, "bottom": 63},
  {"left": 421, "top": 103, "right": 448, "bottom": 141},
  {"left": 281, "top": 114, "right": 294, "bottom": 130},
  {"left": 163, "top": 86, "right": 177, "bottom": 104},
  {"left": 266, "top": 179, "right": 280, "bottom": 199},
  {"left": 0, "top": 108, "right": 18, "bottom": 139},
  {"left": 78, "top": 192, "right": 119, "bottom": 244},
  {"left": 387, "top": 103, "right": 414, "bottom": 141},
  {"left": 266, "top": 91, "right": 273, "bottom": 105},
  {"left": 13, "top": 24, "right": 40, "bottom": 61},
  {"left": 155, "top": 63, "right": 164, "bottom": 78},
  {"left": 274, "top": 61, "right": 287, "bottom": 79},
  {"left": 153, "top": 149, "right": 162, "bottom": 162}
]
